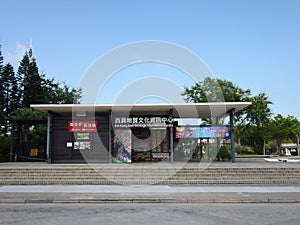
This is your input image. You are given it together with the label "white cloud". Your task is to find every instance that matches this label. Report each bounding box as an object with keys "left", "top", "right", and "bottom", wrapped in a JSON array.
[{"left": 5, "top": 42, "right": 27, "bottom": 66}]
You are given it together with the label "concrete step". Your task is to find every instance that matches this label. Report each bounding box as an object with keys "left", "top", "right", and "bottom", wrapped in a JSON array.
[
  {"left": 1, "top": 172, "right": 299, "bottom": 176},
  {"left": 1, "top": 166, "right": 300, "bottom": 185}
]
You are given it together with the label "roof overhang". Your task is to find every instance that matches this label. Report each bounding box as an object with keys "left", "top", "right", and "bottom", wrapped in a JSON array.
[{"left": 31, "top": 102, "right": 251, "bottom": 119}]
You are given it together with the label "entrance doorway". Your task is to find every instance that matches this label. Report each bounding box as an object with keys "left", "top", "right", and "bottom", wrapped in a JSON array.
[{"left": 131, "top": 128, "right": 170, "bottom": 162}]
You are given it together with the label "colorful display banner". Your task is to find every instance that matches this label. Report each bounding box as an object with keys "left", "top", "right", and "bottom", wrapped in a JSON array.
[
  {"left": 176, "top": 126, "right": 230, "bottom": 139},
  {"left": 68, "top": 121, "right": 98, "bottom": 132},
  {"left": 176, "top": 126, "right": 200, "bottom": 138}
]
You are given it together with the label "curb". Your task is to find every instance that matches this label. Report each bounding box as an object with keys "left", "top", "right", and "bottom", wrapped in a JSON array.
[{"left": 1, "top": 193, "right": 300, "bottom": 204}]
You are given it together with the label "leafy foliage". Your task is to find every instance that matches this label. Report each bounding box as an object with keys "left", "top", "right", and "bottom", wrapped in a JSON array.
[
  {"left": 12, "top": 108, "right": 47, "bottom": 144},
  {"left": 219, "top": 146, "right": 232, "bottom": 161},
  {"left": 269, "top": 114, "right": 299, "bottom": 153},
  {"left": 182, "top": 77, "right": 300, "bottom": 154},
  {"left": 0, "top": 63, "right": 19, "bottom": 135},
  {"left": 0, "top": 44, "right": 81, "bottom": 137},
  {"left": 17, "top": 52, "right": 81, "bottom": 107},
  {"left": 182, "top": 77, "right": 251, "bottom": 103}
]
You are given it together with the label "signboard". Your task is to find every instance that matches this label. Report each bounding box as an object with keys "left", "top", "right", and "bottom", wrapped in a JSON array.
[
  {"left": 75, "top": 133, "right": 90, "bottom": 140},
  {"left": 152, "top": 153, "right": 169, "bottom": 159},
  {"left": 113, "top": 116, "right": 173, "bottom": 129},
  {"left": 68, "top": 121, "right": 98, "bottom": 132},
  {"left": 176, "top": 126, "right": 230, "bottom": 139},
  {"left": 30, "top": 148, "right": 38, "bottom": 157},
  {"left": 66, "top": 142, "right": 73, "bottom": 148}
]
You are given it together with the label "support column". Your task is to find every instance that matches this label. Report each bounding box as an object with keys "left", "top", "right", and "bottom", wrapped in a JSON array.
[
  {"left": 200, "top": 139, "right": 203, "bottom": 160},
  {"left": 170, "top": 127, "right": 174, "bottom": 163},
  {"left": 46, "top": 115, "right": 51, "bottom": 163},
  {"left": 168, "top": 109, "right": 174, "bottom": 163},
  {"left": 108, "top": 110, "right": 112, "bottom": 163},
  {"left": 207, "top": 138, "right": 210, "bottom": 160},
  {"left": 217, "top": 137, "right": 221, "bottom": 161},
  {"left": 229, "top": 109, "right": 236, "bottom": 163},
  {"left": 216, "top": 117, "right": 221, "bottom": 162},
  {"left": 9, "top": 122, "right": 15, "bottom": 162}
]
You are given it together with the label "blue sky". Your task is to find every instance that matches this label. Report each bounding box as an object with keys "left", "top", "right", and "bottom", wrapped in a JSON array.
[{"left": 1, "top": 0, "right": 300, "bottom": 118}]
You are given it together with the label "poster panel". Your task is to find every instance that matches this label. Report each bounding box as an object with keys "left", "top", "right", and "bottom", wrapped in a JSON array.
[
  {"left": 73, "top": 141, "right": 91, "bottom": 150},
  {"left": 113, "top": 129, "right": 132, "bottom": 162},
  {"left": 200, "top": 126, "right": 230, "bottom": 138},
  {"left": 175, "top": 126, "right": 200, "bottom": 138}
]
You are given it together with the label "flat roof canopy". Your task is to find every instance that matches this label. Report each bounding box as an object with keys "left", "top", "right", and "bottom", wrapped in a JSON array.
[{"left": 31, "top": 102, "right": 251, "bottom": 118}]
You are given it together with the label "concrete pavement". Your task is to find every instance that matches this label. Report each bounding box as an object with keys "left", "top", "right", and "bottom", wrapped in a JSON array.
[
  {"left": 2, "top": 203, "right": 300, "bottom": 225},
  {"left": 2, "top": 160, "right": 300, "bottom": 168},
  {"left": 1, "top": 161, "right": 300, "bottom": 203},
  {"left": 1, "top": 184, "right": 300, "bottom": 204}
]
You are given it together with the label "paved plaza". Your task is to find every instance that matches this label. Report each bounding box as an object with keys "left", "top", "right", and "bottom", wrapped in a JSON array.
[
  {"left": 1, "top": 184, "right": 300, "bottom": 204},
  {"left": 1, "top": 203, "right": 300, "bottom": 225},
  {"left": 0, "top": 161, "right": 300, "bottom": 203},
  {"left": 0, "top": 161, "right": 300, "bottom": 224}
]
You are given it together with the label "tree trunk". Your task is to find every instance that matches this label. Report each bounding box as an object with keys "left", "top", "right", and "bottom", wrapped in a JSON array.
[
  {"left": 276, "top": 139, "right": 281, "bottom": 155},
  {"left": 297, "top": 135, "right": 299, "bottom": 156}
]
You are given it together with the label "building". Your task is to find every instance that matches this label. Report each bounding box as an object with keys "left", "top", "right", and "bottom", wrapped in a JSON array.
[
  {"left": 281, "top": 143, "right": 299, "bottom": 156},
  {"left": 30, "top": 102, "right": 251, "bottom": 163}
]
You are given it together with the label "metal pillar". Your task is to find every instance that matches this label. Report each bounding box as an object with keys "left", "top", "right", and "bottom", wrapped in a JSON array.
[
  {"left": 229, "top": 109, "right": 236, "bottom": 163},
  {"left": 200, "top": 139, "right": 203, "bottom": 160},
  {"left": 207, "top": 138, "right": 210, "bottom": 160},
  {"left": 217, "top": 137, "right": 221, "bottom": 161},
  {"left": 109, "top": 110, "right": 112, "bottom": 163},
  {"left": 170, "top": 127, "right": 174, "bottom": 163},
  {"left": 46, "top": 115, "right": 51, "bottom": 163},
  {"left": 216, "top": 117, "right": 221, "bottom": 161},
  {"left": 9, "top": 123, "right": 15, "bottom": 162}
]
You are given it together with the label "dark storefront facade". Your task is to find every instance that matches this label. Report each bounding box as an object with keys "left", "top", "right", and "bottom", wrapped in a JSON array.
[
  {"left": 31, "top": 103, "right": 251, "bottom": 163},
  {"left": 50, "top": 113, "right": 110, "bottom": 163}
]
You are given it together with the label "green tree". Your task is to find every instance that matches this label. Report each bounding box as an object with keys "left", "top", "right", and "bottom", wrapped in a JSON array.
[
  {"left": 0, "top": 43, "right": 81, "bottom": 161},
  {"left": 244, "top": 92, "right": 273, "bottom": 153},
  {"left": 182, "top": 77, "right": 251, "bottom": 103},
  {"left": 182, "top": 77, "right": 251, "bottom": 126},
  {"left": 244, "top": 92, "right": 272, "bottom": 127},
  {"left": 182, "top": 77, "right": 273, "bottom": 154},
  {"left": 271, "top": 114, "right": 295, "bottom": 155},
  {"left": 13, "top": 108, "right": 47, "bottom": 143},
  {"left": 17, "top": 51, "right": 81, "bottom": 107},
  {"left": 288, "top": 116, "right": 300, "bottom": 155},
  {"left": 0, "top": 63, "right": 19, "bottom": 135},
  {"left": 16, "top": 52, "right": 30, "bottom": 107},
  {"left": 41, "top": 77, "right": 81, "bottom": 104},
  {"left": 0, "top": 45, "right": 5, "bottom": 134},
  {"left": 18, "top": 53, "right": 44, "bottom": 107},
  {"left": 0, "top": 45, "right": 3, "bottom": 73}
]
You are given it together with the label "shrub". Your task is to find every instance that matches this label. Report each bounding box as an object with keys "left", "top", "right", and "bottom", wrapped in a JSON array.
[
  {"left": 219, "top": 146, "right": 232, "bottom": 161},
  {"left": 235, "top": 145, "right": 255, "bottom": 155},
  {"left": 0, "top": 136, "right": 10, "bottom": 162}
]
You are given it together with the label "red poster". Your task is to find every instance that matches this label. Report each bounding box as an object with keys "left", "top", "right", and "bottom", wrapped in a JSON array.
[{"left": 68, "top": 121, "right": 98, "bottom": 132}]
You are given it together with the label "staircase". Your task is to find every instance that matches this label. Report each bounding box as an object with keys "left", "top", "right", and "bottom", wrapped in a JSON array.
[{"left": 0, "top": 163, "right": 300, "bottom": 185}]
